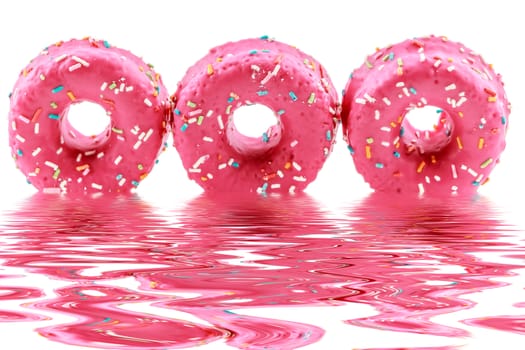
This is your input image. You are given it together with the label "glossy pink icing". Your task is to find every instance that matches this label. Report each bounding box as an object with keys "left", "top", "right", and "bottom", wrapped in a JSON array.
[
  {"left": 172, "top": 37, "right": 340, "bottom": 194},
  {"left": 342, "top": 35, "right": 511, "bottom": 196},
  {"left": 8, "top": 38, "right": 169, "bottom": 194}
]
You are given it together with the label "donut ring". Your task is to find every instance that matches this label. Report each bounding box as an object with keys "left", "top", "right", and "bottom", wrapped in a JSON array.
[
  {"left": 8, "top": 38, "right": 169, "bottom": 194},
  {"left": 172, "top": 37, "right": 340, "bottom": 194},
  {"left": 342, "top": 35, "right": 511, "bottom": 196}
]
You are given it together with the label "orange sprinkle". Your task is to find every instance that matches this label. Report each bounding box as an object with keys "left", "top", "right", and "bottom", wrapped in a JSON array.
[
  {"left": 365, "top": 145, "right": 372, "bottom": 159},
  {"left": 32, "top": 108, "right": 42, "bottom": 122},
  {"left": 482, "top": 177, "right": 490, "bottom": 185},
  {"left": 284, "top": 162, "right": 292, "bottom": 170},
  {"left": 458, "top": 111, "right": 464, "bottom": 118},
  {"left": 456, "top": 136, "right": 463, "bottom": 150},
  {"left": 390, "top": 121, "right": 397, "bottom": 128},
  {"left": 75, "top": 164, "right": 89, "bottom": 171},
  {"left": 200, "top": 176, "right": 208, "bottom": 182},
  {"left": 66, "top": 91, "right": 76, "bottom": 101},
  {"left": 207, "top": 63, "right": 214, "bottom": 75},
  {"left": 397, "top": 115, "right": 403, "bottom": 123},
  {"left": 139, "top": 173, "right": 148, "bottom": 180},
  {"left": 478, "top": 137, "right": 485, "bottom": 149},
  {"left": 431, "top": 155, "right": 437, "bottom": 164},
  {"left": 416, "top": 161, "right": 426, "bottom": 173}
]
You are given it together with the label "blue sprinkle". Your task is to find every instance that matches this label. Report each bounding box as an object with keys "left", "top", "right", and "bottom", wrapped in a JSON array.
[
  {"left": 227, "top": 96, "right": 235, "bottom": 103},
  {"left": 262, "top": 132, "right": 269, "bottom": 143},
  {"left": 260, "top": 35, "right": 269, "bottom": 40},
  {"left": 16, "top": 149, "right": 23, "bottom": 156},
  {"left": 51, "top": 85, "right": 64, "bottom": 94},
  {"left": 393, "top": 151, "right": 400, "bottom": 158},
  {"left": 224, "top": 310, "right": 236, "bottom": 314},
  {"left": 249, "top": 49, "right": 258, "bottom": 55},
  {"left": 375, "top": 163, "right": 384, "bottom": 169},
  {"left": 388, "top": 52, "right": 395, "bottom": 60},
  {"left": 347, "top": 145, "right": 355, "bottom": 154},
  {"left": 231, "top": 161, "right": 240, "bottom": 168},
  {"left": 103, "top": 40, "right": 111, "bottom": 48},
  {"left": 48, "top": 113, "right": 60, "bottom": 120},
  {"left": 326, "top": 130, "right": 332, "bottom": 141},
  {"left": 261, "top": 49, "right": 270, "bottom": 53},
  {"left": 277, "top": 109, "right": 285, "bottom": 115},
  {"left": 409, "top": 87, "right": 417, "bottom": 95},
  {"left": 261, "top": 182, "right": 268, "bottom": 192},
  {"left": 180, "top": 123, "right": 188, "bottom": 132},
  {"left": 289, "top": 91, "right": 298, "bottom": 101},
  {"left": 399, "top": 127, "right": 405, "bottom": 137},
  {"left": 174, "top": 108, "right": 181, "bottom": 116},
  {"left": 257, "top": 90, "right": 269, "bottom": 96},
  {"left": 131, "top": 180, "right": 140, "bottom": 187},
  {"left": 436, "top": 109, "right": 443, "bottom": 114},
  {"left": 116, "top": 174, "right": 123, "bottom": 180},
  {"left": 501, "top": 116, "right": 507, "bottom": 125},
  {"left": 472, "top": 180, "right": 481, "bottom": 187}
]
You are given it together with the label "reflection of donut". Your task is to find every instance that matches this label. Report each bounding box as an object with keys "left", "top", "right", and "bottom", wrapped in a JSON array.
[
  {"left": 172, "top": 37, "right": 340, "bottom": 194},
  {"left": 8, "top": 38, "right": 169, "bottom": 194},
  {"left": 342, "top": 35, "right": 511, "bottom": 196}
]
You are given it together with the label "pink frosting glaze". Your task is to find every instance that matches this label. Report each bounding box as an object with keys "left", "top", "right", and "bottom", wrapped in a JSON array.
[
  {"left": 172, "top": 37, "right": 340, "bottom": 194},
  {"left": 342, "top": 35, "right": 511, "bottom": 196},
  {"left": 8, "top": 38, "right": 170, "bottom": 194}
]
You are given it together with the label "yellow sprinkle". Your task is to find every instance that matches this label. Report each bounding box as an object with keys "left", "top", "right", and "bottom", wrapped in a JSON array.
[
  {"left": 458, "top": 111, "right": 464, "bottom": 118},
  {"left": 416, "top": 161, "right": 426, "bottom": 173},
  {"left": 365, "top": 145, "right": 371, "bottom": 159},
  {"left": 480, "top": 158, "right": 493, "bottom": 169},
  {"left": 66, "top": 91, "right": 76, "bottom": 101},
  {"left": 397, "top": 67, "right": 403, "bottom": 76},
  {"left": 149, "top": 281, "right": 158, "bottom": 288},
  {"left": 478, "top": 137, "right": 485, "bottom": 149},
  {"left": 207, "top": 63, "right": 214, "bottom": 75},
  {"left": 456, "top": 136, "right": 463, "bottom": 150},
  {"left": 488, "top": 96, "right": 497, "bottom": 102}
]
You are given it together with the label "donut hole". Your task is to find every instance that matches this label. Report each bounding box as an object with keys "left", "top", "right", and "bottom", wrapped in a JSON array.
[
  {"left": 226, "top": 103, "right": 282, "bottom": 157},
  {"left": 401, "top": 105, "right": 454, "bottom": 154},
  {"left": 60, "top": 101, "right": 112, "bottom": 151}
]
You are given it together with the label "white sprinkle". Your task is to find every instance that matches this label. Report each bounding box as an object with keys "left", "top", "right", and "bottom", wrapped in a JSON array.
[
  {"left": 97, "top": 152, "right": 104, "bottom": 159},
  {"left": 460, "top": 164, "right": 468, "bottom": 171},
  {"left": 476, "top": 174, "right": 484, "bottom": 183},
  {"left": 131, "top": 126, "right": 140, "bottom": 135},
  {"left": 251, "top": 64, "right": 260, "bottom": 72},
  {"left": 374, "top": 110, "right": 381, "bottom": 120},
  {"left": 227, "top": 158, "right": 234, "bottom": 166},
  {"left": 260, "top": 71, "right": 273, "bottom": 85},
  {"left": 447, "top": 65, "right": 456, "bottom": 72},
  {"left": 355, "top": 98, "right": 366, "bottom": 105},
  {"left": 403, "top": 87, "right": 410, "bottom": 96},
  {"left": 217, "top": 115, "right": 224, "bottom": 130},
  {"left": 396, "top": 82, "right": 405, "bottom": 88},
  {"left": 271, "top": 184, "right": 281, "bottom": 189},
  {"left": 76, "top": 153, "right": 82, "bottom": 162},
  {"left": 114, "top": 155, "right": 122, "bottom": 165},
  {"left": 272, "top": 64, "right": 281, "bottom": 76},
  {"left": 207, "top": 173, "right": 214, "bottom": 180},
  {"left": 11, "top": 121, "right": 16, "bottom": 131},
  {"left": 56, "top": 147, "right": 63, "bottom": 155},
  {"left": 206, "top": 110, "right": 213, "bottom": 117},
  {"left": 434, "top": 59, "right": 442, "bottom": 68},
  {"left": 382, "top": 97, "right": 391, "bottom": 106},
  {"left": 380, "top": 126, "right": 391, "bottom": 132},
  {"left": 188, "top": 168, "right": 202, "bottom": 173},
  {"left": 187, "top": 117, "right": 197, "bottom": 124},
  {"left": 138, "top": 131, "right": 146, "bottom": 141},
  {"left": 44, "top": 160, "right": 58, "bottom": 170},
  {"left": 420, "top": 97, "right": 428, "bottom": 105},
  {"left": 290, "top": 140, "right": 299, "bottom": 148},
  {"left": 84, "top": 150, "right": 96, "bottom": 156},
  {"left": 68, "top": 63, "right": 82, "bottom": 72},
  {"left": 72, "top": 55, "right": 89, "bottom": 67},
  {"left": 419, "top": 53, "right": 426, "bottom": 62},
  {"left": 425, "top": 176, "right": 431, "bottom": 183},
  {"left": 451, "top": 164, "right": 458, "bottom": 179},
  {"left": 133, "top": 140, "right": 142, "bottom": 150},
  {"left": 434, "top": 175, "right": 441, "bottom": 182},
  {"left": 18, "top": 115, "right": 30, "bottom": 124},
  {"left": 381, "top": 141, "right": 390, "bottom": 147},
  {"left": 144, "top": 98, "right": 152, "bottom": 107},
  {"left": 456, "top": 96, "right": 467, "bottom": 107},
  {"left": 418, "top": 183, "right": 425, "bottom": 195},
  {"left": 193, "top": 154, "right": 210, "bottom": 169},
  {"left": 218, "top": 163, "right": 227, "bottom": 170},
  {"left": 43, "top": 187, "right": 61, "bottom": 194},
  {"left": 277, "top": 170, "right": 284, "bottom": 178},
  {"left": 31, "top": 147, "right": 41, "bottom": 157},
  {"left": 292, "top": 162, "right": 302, "bottom": 171},
  {"left": 34, "top": 123, "right": 40, "bottom": 134},
  {"left": 15, "top": 134, "right": 25, "bottom": 143},
  {"left": 100, "top": 82, "right": 108, "bottom": 91},
  {"left": 445, "top": 83, "right": 457, "bottom": 91},
  {"left": 82, "top": 168, "right": 90, "bottom": 176},
  {"left": 293, "top": 175, "right": 307, "bottom": 182},
  {"left": 329, "top": 106, "right": 336, "bottom": 115},
  {"left": 203, "top": 136, "right": 214, "bottom": 142},
  {"left": 467, "top": 168, "right": 478, "bottom": 177},
  {"left": 143, "top": 128, "right": 153, "bottom": 142},
  {"left": 188, "top": 109, "right": 202, "bottom": 117},
  {"left": 54, "top": 54, "right": 68, "bottom": 62},
  {"left": 91, "top": 183, "right": 103, "bottom": 190},
  {"left": 289, "top": 185, "right": 296, "bottom": 194},
  {"left": 451, "top": 185, "right": 458, "bottom": 192},
  {"left": 125, "top": 86, "right": 134, "bottom": 92},
  {"left": 364, "top": 93, "right": 376, "bottom": 103},
  {"left": 118, "top": 178, "right": 126, "bottom": 186}
]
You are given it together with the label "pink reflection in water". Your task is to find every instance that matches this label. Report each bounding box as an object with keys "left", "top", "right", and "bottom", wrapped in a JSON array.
[{"left": 0, "top": 192, "right": 523, "bottom": 349}]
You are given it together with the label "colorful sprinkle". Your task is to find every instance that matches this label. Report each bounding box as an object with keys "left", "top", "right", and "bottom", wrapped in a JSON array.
[
  {"left": 365, "top": 145, "right": 371, "bottom": 159},
  {"left": 289, "top": 91, "right": 298, "bottom": 101},
  {"left": 307, "top": 93, "right": 316, "bottom": 104},
  {"left": 478, "top": 137, "right": 485, "bottom": 149},
  {"left": 257, "top": 90, "right": 269, "bottom": 96},
  {"left": 181, "top": 123, "right": 189, "bottom": 132},
  {"left": 48, "top": 113, "right": 60, "bottom": 120},
  {"left": 187, "top": 100, "right": 197, "bottom": 108},
  {"left": 416, "top": 161, "right": 426, "bottom": 173},
  {"left": 51, "top": 85, "right": 64, "bottom": 94},
  {"left": 480, "top": 158, "right": 493, "bottom": 169},
  {"left": 207, "top": 64, "right": 214, "bottom": 75}
]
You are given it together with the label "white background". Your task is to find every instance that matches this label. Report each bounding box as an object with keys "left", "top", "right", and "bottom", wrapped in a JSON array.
[
  {"left": 0, "top": 0, "right": 523, "bottom": 202},
  {"left": 0, "top": 1, "right": 524, "bottom": 349}
]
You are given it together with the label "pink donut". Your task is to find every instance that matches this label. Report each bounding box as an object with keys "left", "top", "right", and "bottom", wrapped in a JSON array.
[
  {"left": 172, "top": 37, "right": 339, "bottom": 194},
  {"left": 342, "top": 35, "right": 511, "bottom": 196},
  {"left": 8, "top": 38, "right": 169, "bottom": 194}
]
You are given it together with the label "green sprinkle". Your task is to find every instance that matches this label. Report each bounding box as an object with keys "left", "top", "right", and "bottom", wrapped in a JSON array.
[
  {"left": 472, "top": 180, "right": 481, "bottom": 186},
  {"left": 51, "top": 85, "right": 64, "bottom": 93},
  {"left": 400, "top": 127, "right": 405, "bottom": 137},
  {"left": 480, "top": 158, "right": 493, "bottom": 169},
  {"left": 261, "top": 49, "right": 270, "bottom": 53},
  {"left": 16, "top": 149, "right": 23, "bottom": 156},
  {"left": 48, "top": 113, "right": 60, "bottom": 120},
  {"left": 366, "top": 137, "right": 374, "bottom": 144},
  {"left": 174, "top": 108, "right": 181, "bottom": 115},
  {"left": 388, "top": 52, "right": 395, "bottom": 60},
  {"left": 307, "top": 93, "right": 316, "bottom": 104},
  {"left": 409, "top": 87, "right": 417, "bottom": 95},
  {"left": 52, "top": 168, "right": 60, "bottom": 180},
  {"left": 131, "top": 180, "right": 140, "bottom": 187},
  {"left": 347, "top": 145, "right": 355, "bottom": 154},
  {"left": 393, "top": 151, "right": 400, "bottom": 158},
  {"left": 231, "top": 161, "right": 240, "bottom": 168},
  {"left": 249, "top": 49, "right": 258, "bottom": 55},
  {"left": 375, "top": 163, "right": 384, "bottom": 169},
  {"left": 227, "top": 96, "right": 235, "bottom": 103},
  {"left": 436, "top": 109, "right": 443, "bottom": 114},
  {"left": 197, "top": 115, "right": 204, "bottom": 125},
  {"left": 326, "top": 130, "right": 332, "bottom": 141},
  {"left": 109, "top": 82, "right": 117, "bottom": 90},
  {"left": 181, "top": 123, "right": 189, "bottom": 132},
  {"left": 186, "top": 101, "right": 196, "bottom": 108},
  {"left": 116, "top": 174, "right": 123, "bottom": 180},
  {"left": 137, "top": 164, "right": 144, "bottom": 170},
  {"left": 501, "top": 116, "right": 507, "bottom": 125},
  {"left": 261, "top": 182, "right": 268, "bottom": 192},
  {"left": 289, "top": 91, "right": 298, "bottom": 101},
  {"left": 257, "top": 90, "right": 268, "bottom": 96},
  {"left": 50, "top": 101, "right": 58, "bottom": 109},
  {"left": 262, "top": 132, "right": 269, "bottom": 143},
  {"left": 277, "top": 109, "right": 285, "bottom": 115},
  {"left": 260, "top": 35, "right": 269, "bottom": 40},
  {"left": 103, "top": 40, "right": 111, "bottom": 48}
]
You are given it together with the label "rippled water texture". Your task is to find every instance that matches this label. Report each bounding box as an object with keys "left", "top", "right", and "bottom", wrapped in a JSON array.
[{"left": 1, "top": 192, "right": 524, "bottom": 349}]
